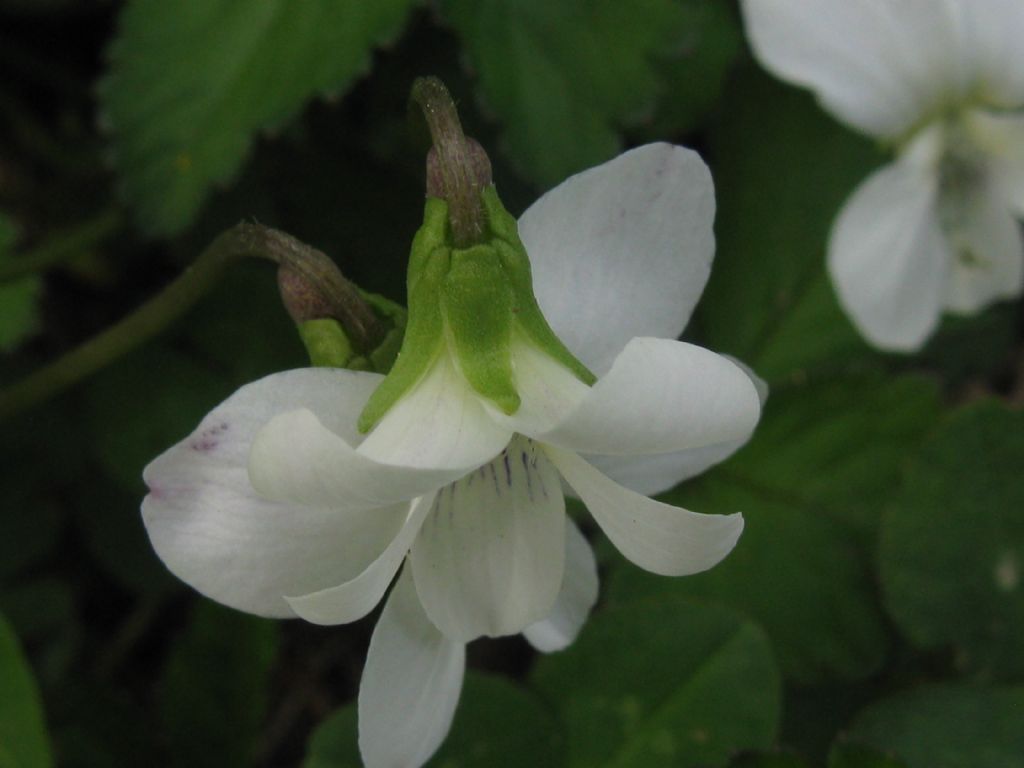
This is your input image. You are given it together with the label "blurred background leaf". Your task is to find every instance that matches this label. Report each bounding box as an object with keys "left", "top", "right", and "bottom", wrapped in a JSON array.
[
  {"left": 304, "top": 672, "right": 566, "bottom": 768},
  {"left": 838, "top": 684, "right": 1024, "bottom": 768},
  {"left": 99, "top": 0, "right": 418, "bottom": 235},
  {"left": 532, "top": 596, "right": 781, "bottom": 767},
  {"left": 0, "top": 612, "right": 52, "bottom": 768},
  {"left": 441, "top": 0, "right": 694, "bottom": 187},
  {"left": 157, "top": 601, "right": 279, "bottom": 768},
  {"left": 880, "top": 402, "right": 1024, "bottom": 681},
  {"left": 827, "top": 744, "right": 908, "bottom": 768},
  {"left": 606, "top": 370, "right": 942, "bottom": 685},
  {"left": 0, "top": 212, "right": 41, "bottom": 351},
  {"left": 1, "top": 2, "right": 1022, "bottom": 766},
  {"left": 696, "top": 67, "right": 882, "bottom": 385}
]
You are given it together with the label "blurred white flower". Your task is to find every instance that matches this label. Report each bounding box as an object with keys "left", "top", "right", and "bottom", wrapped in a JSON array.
[
  {"left": 141, "top": 143, "right": 762, "bottom": 768},
  {"left": 742, "top": 0, "right": 1024, "bottom": 350}
]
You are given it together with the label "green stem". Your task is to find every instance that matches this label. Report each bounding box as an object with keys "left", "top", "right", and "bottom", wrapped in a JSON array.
[
  {"left": 0, "top": 208, "right": 123, "bottom": 283},
  {"left": 0, "top": 222, "right": 382, "bottom": 422}
]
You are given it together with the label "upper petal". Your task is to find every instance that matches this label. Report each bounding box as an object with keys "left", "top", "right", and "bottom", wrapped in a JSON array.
[
  {"left": 547, "top": 447, "right": 743, "bottom": 578},
  {"left": 410, "top": 438, "right": 566, "bottom": 641},
  {"left": 827, "top": 157, "right": 949, "bottom": 352},
  {"left": 515, "top": 338, "right": 761, "bottom": 457},
  {"left": 958, "top": 0, "right": 1024, "bottom": 107},
  {"left": 522, "top": 519, "right": 599, "bottom": 653},
  {"left": 142, "top": 369, "right": 408, "bottom": 618},
  {"left": 741, "top": 0, "right": 965, "bottom": 138},
  {"left": 358, "top": 569, "right": 465, "bottom": 768},
  {"left": 518, "top": 143, "right": 715, "bottom": 375}
]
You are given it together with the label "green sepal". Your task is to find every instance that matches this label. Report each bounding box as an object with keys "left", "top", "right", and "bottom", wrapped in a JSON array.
[
  {"left": 357, "top": 201, "right": 450, "bottom": 433},
  {"left": 356, "top": 289, "right": 408, "bottom": 374},
  {"left": 482, "top": 188, "right": 596, "bottom": 385},
  {"left": 297, "top": 318, "right": 358, "bottom": 368},
  {"left": 358, "top": 188, "right": 596, "bottom": 433},
  {"left": 443, "top": 244, "right": 520, "bottom": 414}
]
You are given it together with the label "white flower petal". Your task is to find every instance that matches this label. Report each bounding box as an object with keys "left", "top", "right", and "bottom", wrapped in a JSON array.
[
  {"left": 249, "top": 408, "right": 469, "bottom": 511},
  {"left": 358, "top": 569, "right": 465, "bottom": 768},
  {"left": 967, "top": 110, "right": 1024, "bottom": 217},
  {"left": 521, "top": 338, "right": 761, "bottom": 457},
  {"left": 547, "top": 447, "right": 743, "bottom": 577},
  {"left": 585, "top": 441, "right": 746, "bottom": 498},
  {"left": 828, "top": 157, "right": 949, "bottom": 352},
  {"left": 584, "top": 355, "right": 767, "bottom": 496},
  {"left": 959, "top": 0, "right": 1024, "bottom": 107},
  {"left": 943, "top": 184, "right": 1024, "bottom": 314},
  {"left": 523, "top": 519, "right": 598, "bottom": 653},
  {"left": 411, "top": 438, "right": 566, "bottom": 641},
  {"left": 485, "top": 337, "right": 591, "bottom": 437},
  {"left": 358, "top": 351, "right": 512, "bottom": 469},
  {"left": 519, "top": 143, "right": 715, "bottom": 375},
  {"left": 284, "top": 492, "right": 435, "bottom": 625},
  {"left": 142, "top": 369, "right": 407, "bottom": 618},
  {"left": 741, "top": 0, "right": 964, "bottom": 138}
]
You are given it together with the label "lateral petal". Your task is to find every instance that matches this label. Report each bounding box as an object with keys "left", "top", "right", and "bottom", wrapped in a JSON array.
[
  {"left": 518, "top": 338, "right": 761, "bottom": 457},
  {"left": 548, "top": 447, "right": 743, "bottom": 578},
  {"left": 142, "top": 369, "right": 407, "bottom": 618},
  {"left": 285, "top": 493, "right": 436, "bottom": 625}
]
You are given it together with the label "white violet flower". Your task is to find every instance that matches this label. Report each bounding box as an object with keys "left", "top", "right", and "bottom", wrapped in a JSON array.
[
  {"left": 142, "top": 143, "right": 763, "bottom": 768},
  {"left": 742, "top": 0, "right": 1024, "bottom": 350}
]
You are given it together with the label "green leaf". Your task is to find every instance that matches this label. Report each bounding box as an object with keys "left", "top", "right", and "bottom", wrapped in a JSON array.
[
  {"left": 0, "top": 579, "right": 74, "bottom": 642},
  {"left": 827, "top": 744, "right": 908, "bottom": 768},
  {"left": 303, "top": 707, "right": 360, "bottom": 768},
  {"left": 52, "top": 684, "right": 156, "bottom": 768},
  {"left": 732, "top": 372, "right": 942, "bottom": 533},
  {"left": 635, "top": 0, "right": 743, "bottom": 138},
  {"left": 697, "top": 67, "right": 882, "bottom": 384},
  {"left": 840, "top": 684, "right": 1024, "bottom": 768},
  {"left": 607, "top": 477, "right": 887, "bottom": 685},
  {"left": 100, "top": 0, "right": 417, "bottom": 235},
  {"left": 531, "top": 596, "right": 780, "bottom": 768},
  {"left": 729, "top": 752, "right": 811, "bottom": 768},
  {"left": 0, "top": 213, "right": 40, "bottom": 352},
  {"left": 880, "top": 402, "right": 1024, "bottom": 680},
  {"left": 608, "top": 372, "right": 940, "bottom": 684},
  {"left": 158, "top": 600, "right": 279, "bottom": 768},
  {"left": 441, "top": 0, "right": 688, "bottom": 186},
  {"left": 0, "top": 613, "right": 52, "bottom": 768},
  {"left": 303, "top": 673, "right": 567, "bottom": 768}
]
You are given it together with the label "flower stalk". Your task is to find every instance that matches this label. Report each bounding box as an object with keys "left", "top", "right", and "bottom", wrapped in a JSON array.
[
  {"left": 0, "top": 222, "right": 382, "bottom": 422},
  {"left": 411, "top": 77, "right": 492, "bottom": 247}
]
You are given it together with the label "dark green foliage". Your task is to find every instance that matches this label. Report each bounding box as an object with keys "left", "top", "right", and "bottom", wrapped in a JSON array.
[
  {"left": 1, "top": 2, "right": 1021, "bottom": 766},
  {"left": 880, "top": 403, "right": 1024, "bottom": 681}
]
